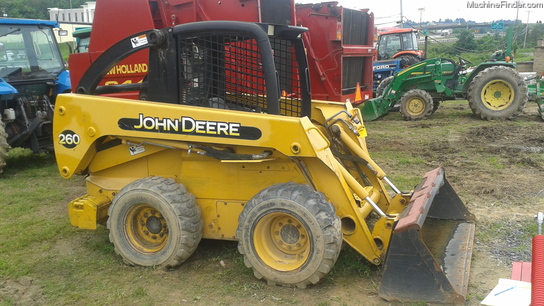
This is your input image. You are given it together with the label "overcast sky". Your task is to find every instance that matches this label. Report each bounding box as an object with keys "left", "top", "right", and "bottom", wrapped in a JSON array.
[{"left": 296, "top": 0, "right": 543, "bottom": 26}]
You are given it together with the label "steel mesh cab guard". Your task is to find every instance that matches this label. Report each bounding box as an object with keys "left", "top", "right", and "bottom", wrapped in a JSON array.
[
  {"left": 55, "top": 20, "right": 475, "bottom": 303},
  {"left": 76, "top": 21, "right": 311, "bottom": 117}
]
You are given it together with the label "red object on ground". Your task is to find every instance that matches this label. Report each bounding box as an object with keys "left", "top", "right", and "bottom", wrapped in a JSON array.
[
  {"left": 533, "top": 235, "right": 544, "bottom": 306},
  {"left": 511, "top": 261, "right": 532, "bottom": 282}
]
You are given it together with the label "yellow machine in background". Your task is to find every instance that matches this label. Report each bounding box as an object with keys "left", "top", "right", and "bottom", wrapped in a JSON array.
[{"left": 54, "top": 21, "right": 475, "bottom": 303}]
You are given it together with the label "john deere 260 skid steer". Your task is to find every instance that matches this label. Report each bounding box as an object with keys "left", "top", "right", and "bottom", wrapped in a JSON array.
[{"left": 53, "top": 21, "right": 475, "bottom": 303}]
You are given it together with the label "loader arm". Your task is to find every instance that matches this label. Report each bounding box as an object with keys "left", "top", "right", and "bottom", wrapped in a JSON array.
[{"left": 361, "top": 58, "right": 459, "bottom": 121}]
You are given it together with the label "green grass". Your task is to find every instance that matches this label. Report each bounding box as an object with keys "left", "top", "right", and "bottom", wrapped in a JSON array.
[
  {"left": 476, "top": 218, "right": 537, "bottom": 263},
  {"left": 515, "top": 47, "right": 534, "bottom": 62},
  {"left": 0, "top": 149, "right": 384, "bottom": 305},
  {"left": 485, "top": 156, "right": 504, "bottom": 169}
]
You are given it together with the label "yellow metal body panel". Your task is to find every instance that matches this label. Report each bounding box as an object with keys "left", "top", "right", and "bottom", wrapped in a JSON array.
[
  {"left": 55, "top": 93, "right": 408, "bottom": 264},
  {"left": 68, "top": 194, "right": 110, "bottom": 229},
  {"left": 54, "top": 94, "right": 319, "bottom": 178}
]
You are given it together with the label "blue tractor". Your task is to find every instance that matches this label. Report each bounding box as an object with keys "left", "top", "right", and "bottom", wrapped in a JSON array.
[{"left": 0, "top": 19, "right": 71, "bottom": 173}]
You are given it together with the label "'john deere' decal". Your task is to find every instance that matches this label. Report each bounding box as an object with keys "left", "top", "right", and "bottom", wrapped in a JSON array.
[{"left": 118, "top": 113, "right": 262, "bottom": 140}]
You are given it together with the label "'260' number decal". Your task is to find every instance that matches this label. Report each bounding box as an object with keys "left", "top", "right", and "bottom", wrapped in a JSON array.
[{"left": 58, "top": 130, "right": 80, "bottom": 148}]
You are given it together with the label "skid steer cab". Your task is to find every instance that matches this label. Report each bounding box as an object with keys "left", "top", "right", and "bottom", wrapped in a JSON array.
[{"left": 54, "top": 21, "right": 475, "bottom": 303}]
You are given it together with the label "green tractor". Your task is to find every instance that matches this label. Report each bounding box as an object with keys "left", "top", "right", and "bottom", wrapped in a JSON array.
[
  {"left": 527, "top": 76, "right": 544, "bottom": 120},
  {"left": 360, "top": 56, "right": 528, "bottom": 121}
]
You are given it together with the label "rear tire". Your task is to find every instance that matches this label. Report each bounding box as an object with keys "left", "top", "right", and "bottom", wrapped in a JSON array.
[
  {"left": 236, "top": 182, "right": 342, "bottom": 288},
  {"left": 399, "top": 89, "right": 434, "bottom": 120},
  {"left": 376, "top": 76, "right": 394, "bottom": 97},
  {"left": 107, "top": 177, "right": 202, "bottom": 268},
  {"left": 0, "top": 122, "right": 8, "bottom": 174},
  {"left": 467, "top": 66, "right": 527, "bottom": 120},
  {"left": 398, "top": 55, "right": 420, "bottom": 68}
]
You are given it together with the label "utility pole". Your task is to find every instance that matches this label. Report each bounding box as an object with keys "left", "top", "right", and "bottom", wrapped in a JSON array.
[
  {"left": 418, "top": 8, "right": 425, "bottom": 30},
  {"left": 400, "top": 0, "right": 404, "bottom": 28},
  {"left": 523, "top": 10, "right": 531, "bottom": 48},
  {"left": 515, "top": 0, "right": 520, "bottom": 24}
]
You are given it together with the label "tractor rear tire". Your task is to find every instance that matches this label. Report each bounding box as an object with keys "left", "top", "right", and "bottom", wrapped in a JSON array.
[
  {"left": 236, "top": 182, "right": 342, "bottom": 288},
  {"left": 376, "top": 76, "right": 394, "bottom": 97},
  {"left": 399, "top": 89, "right": 434, "bottom": 120},
  {"left": 398, "top": 55, "right": 420, "bottom": 68},
  {"left": 467, "top": 66, "right": 528, "bottom": 120},
  {"left": 0, "top": 122, "right": 8, "bottom": 174},
  {"left": 107, "top": 177, "right": 202, "bottom": 268}
]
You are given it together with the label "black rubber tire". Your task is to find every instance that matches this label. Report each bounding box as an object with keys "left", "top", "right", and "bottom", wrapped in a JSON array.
[
  {"left": 107, "top": 176, "right": 202, "bottom": 268},
  {"left": 467, "top": 66, "right": 528, "bottom": 120},
  {"left": 0, "top": 122, "right": 8, "bottom": 174},
  {"left": 399, "top": 89, "right": 434, "bottom": 120},
  {"left": 236, "top": 182, "right": 342, "bottom": 288},
  {"left": 375, "top": 76, "right": 394, "bottom": 97},
  {"left": 432, "top": 99, "right": 441, "bottom": 114},
  {"left": 398, "top": 54, "right": 420, "bottom": 68}
]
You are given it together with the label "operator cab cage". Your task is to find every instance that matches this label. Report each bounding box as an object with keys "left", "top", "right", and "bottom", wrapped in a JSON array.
[
  {"left": 376, "top": 29, "right": 419, "bottom": 61},
  {"left": 76, "top": 21, "right": 312, "bottom": 118}
]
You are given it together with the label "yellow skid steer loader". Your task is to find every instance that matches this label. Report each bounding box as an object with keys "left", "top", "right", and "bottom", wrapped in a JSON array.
[{"left": 54, "top": 21, "right": 475, "bottom": 303}]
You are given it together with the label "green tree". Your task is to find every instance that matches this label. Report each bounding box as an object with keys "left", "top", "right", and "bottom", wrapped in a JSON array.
[
  {"left": 526, "top": 23, "right": 544, "bottom": 48},
  {"left": 453, "top": 30, "right": 477, "bottom": 54}
]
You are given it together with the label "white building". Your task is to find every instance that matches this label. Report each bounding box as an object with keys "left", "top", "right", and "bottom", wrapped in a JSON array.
[
  {"left": 47, "top": 2, "right": 95, "bottom": 43},
  {"left": 48, "top": 2, "right": 96, "bottom": 23}
]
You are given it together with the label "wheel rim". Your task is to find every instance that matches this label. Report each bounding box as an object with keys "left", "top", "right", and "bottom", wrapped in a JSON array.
[
  {"left": 125, "top": 204, "right": 169, "bottom": 253},
  {"left": 253, "top": 212, "right": 310, "bottom": 271},
  {"left": 480, "top": 79, "right": 514, "bottom": 110},
  {"left": 406, "top": 97, "right": 426, "bottom": 116}
]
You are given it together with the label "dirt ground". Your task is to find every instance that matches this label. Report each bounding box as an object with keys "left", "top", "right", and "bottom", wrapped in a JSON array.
[
  {"left": 1, "top": 101, "right": 543, "bottom": 305},
  {"left": 365, "top": 101, "right": 544, "bottom": 304}
]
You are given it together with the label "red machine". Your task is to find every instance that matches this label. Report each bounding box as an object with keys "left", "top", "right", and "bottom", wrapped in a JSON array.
[
  {"left": 296, "top": 3, "right": 374, "bottom": 103},
  {"left": 375, "top": 28, "right": 424, "bottom": 65},
  {"left": 68, "top": 0, "right": 374, "bottom": 104}
]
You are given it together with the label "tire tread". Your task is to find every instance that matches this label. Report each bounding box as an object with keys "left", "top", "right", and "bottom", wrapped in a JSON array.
[
  {"left": 236, "top": 182, "right": 342, "bottom": 288},
  {"left": 467, "top": 65, "right": 528, "bottom": 120},
  {"left": 107, "top": 176, "right": 202, "bottom": 268}
]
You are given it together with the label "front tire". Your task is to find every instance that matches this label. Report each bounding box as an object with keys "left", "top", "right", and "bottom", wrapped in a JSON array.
[
  {"left": 0, "top": 122, "right": 8, "bottom": 174},
  {"left": 467, "top": 66, "right": 528, "bottom": 120},
  {"left": 236, "top": 182, "right": 342, "bottom": 288},
  {"left": 399, "top": 89, "right": 434, "bottom": 120},
  {"left": 107, "top": 177, "right": 202, "bottom": 268}
]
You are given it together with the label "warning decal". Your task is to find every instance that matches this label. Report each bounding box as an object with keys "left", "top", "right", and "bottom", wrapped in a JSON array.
[{"left": 130, "top": 34, "right": 148, "bottom": 48}]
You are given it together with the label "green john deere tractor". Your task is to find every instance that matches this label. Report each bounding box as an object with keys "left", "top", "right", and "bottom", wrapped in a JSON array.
[
  {"left": 528, "top": 77, "right": 544, "bottom": 120},
  {"left": 361, "top": 56, "right": 528, "bottom": 121}
]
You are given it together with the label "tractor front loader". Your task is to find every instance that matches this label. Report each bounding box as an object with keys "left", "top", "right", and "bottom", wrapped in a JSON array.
[
  {"left": 361, "top": 57, "right": 528, "bottom": 121},
  {"left": 528, "top": 77, "right": 544, "bottom": 120},
  {"left": 54, "top": 21, "right": 475, "bottom": 303}
]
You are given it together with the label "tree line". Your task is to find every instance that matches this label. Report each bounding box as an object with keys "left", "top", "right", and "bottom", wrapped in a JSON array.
[{"left": 426, "top": 23, "right": 544, "bottom": 64}]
